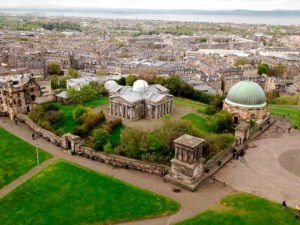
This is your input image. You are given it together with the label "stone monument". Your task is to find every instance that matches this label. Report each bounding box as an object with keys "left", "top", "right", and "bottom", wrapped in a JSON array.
[{"left": 166, "top": 134, "right": 205, "bottom": 191}]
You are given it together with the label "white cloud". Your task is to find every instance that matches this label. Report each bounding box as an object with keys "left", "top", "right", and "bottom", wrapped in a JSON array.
[{"left": 1, "top": 0, "right": 300, "bottom": 10}]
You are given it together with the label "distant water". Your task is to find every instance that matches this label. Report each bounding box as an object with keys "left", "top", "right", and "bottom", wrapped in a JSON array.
[{"left": 1, "top": 9, "right": 300, "bottom": 26}]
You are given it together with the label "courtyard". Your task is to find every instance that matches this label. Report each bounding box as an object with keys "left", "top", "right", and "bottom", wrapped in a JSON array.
[{"left": 216, "top": 119, "right": 300, "bottom": 207}]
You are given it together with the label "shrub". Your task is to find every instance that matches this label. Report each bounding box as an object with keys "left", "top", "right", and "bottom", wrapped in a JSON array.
[
  {"left": 205, "top": 110, "right": 234, "bottom": 133},
  {"left": 92, "top": 128, "right": 110, "bottom": 151},
  {"left": 102, "top": 118, "right": 122, "bottom": 134},
  {"left": 125, "top": 75, "right": 137, "bottom": 86},
  {"left": 67, "top": 84, "right": 98, "bottom": 104},
  {"left": 42, "top": 102, "right": 60, "bottom": 111},
  {"left": 104, "top": 142, "right": 115, "bottom": 154},
  {"left": 73, "top": 111, "right": 106, "bottom": 138},
  {"left": 205, "top": 106, "right": 217, "bottom": 115},
  {"left": 73, "top": 106, "right": 90, "bottom": 124}
]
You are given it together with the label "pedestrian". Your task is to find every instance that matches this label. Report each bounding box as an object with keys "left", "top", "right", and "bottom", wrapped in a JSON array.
[
  {"left": 32, "top": 133, "right": 35, "bottom": 140},
  {"left": 288, "top": 127, "right": 291, "bottom": 134},
  {"left": 282, "top": 200, "right": 287, "bottom": 209}
]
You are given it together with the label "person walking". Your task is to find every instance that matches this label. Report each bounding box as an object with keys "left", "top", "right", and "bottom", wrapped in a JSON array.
[{"left": 32, "top": 133, "right": 35, "bottom": 140}]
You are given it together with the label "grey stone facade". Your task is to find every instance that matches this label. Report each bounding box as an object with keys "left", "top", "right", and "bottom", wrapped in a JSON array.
[{"left": 166, "top": 134, "right": 205, "bottom": 191}]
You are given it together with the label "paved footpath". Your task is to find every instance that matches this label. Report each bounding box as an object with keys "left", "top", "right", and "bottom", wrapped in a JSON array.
[{"left": 0, "top": 117, "right": 233, "bottom": 225}]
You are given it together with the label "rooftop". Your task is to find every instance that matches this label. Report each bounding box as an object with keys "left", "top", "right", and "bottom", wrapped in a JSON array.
[{"left": 174, "top": 134, "right": 204, "bottom": 149}]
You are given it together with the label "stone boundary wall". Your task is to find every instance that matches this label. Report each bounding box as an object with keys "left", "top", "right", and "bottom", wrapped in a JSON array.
[
  {"left": 16, "top": 114, "right": 62, "bottom": 145},
  {"left": 77, "top": 146, "right": 170, "bottom": 176},
  {"left": 16, "top": 113, "right": 170, "bottom": 176}
]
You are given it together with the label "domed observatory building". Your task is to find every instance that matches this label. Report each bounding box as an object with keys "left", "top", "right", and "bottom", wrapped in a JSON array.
[
  {"left": 105, "top": 80, "right": 173, "bottom": 121},
  {"left": 223, "top": 80, "right": 268, "bottom": 124}
]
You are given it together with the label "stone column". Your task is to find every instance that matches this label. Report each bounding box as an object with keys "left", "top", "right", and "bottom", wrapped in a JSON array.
[
  {"left": 166, "top": 101, "right": 169, "bottom": 114},
  {"left": 130, "top": 107, "right": 133, "bottom": 120}
]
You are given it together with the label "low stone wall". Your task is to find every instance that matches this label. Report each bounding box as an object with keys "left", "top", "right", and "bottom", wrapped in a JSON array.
[
  {"left": 16, "top": 113, "right": 169, "bottom": 176},
  {"left": 16, "top": 114, "right": 62, "bottom": 146},
  {"left": 77, "top": 146, "right": 170, "bottom": 176}
]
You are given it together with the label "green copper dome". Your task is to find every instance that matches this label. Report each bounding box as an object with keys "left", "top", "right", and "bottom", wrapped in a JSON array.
[{"left": 225, "top": 80, "right": 266, "bottom": 108}]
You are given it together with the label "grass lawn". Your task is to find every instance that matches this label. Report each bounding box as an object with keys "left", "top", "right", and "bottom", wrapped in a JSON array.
[
  {"left": 174, "top": 97, "right": 208, "bottom": 113},
  {"left": 0, "top": 128, "right": 51, "bottom": 189},
  {"left": 175, "top": 192, "right": 300, "bottom": 225},
  {"left": 0, "top": 161, "right": 179, "bottom": 225},
  {"left": 54, "top": 97, "right": 109, "bottom": 133},
  {"left": 56, "top": 103, "right": 78, "bottom": 133},
  {"left": 109, "top": 124, "right": 125, "bottom": 146},
  {"left": 83, "top": 97, "right": 109, "bottom": 108},
  {"left": 268, "top": 104, "right": 300, "bottom": 129},
  {"left": 183, "top": 113, "right": 210, "bottom": 133}
]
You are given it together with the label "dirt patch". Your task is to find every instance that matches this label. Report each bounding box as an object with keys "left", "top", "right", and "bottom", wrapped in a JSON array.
[{"left": 279, "top": 149, "right": 300, "bottom": 178}]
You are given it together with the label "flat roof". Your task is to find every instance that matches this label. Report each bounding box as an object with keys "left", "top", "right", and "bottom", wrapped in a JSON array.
[{"left": 174, "top": 134, "right": 204, "bottom": 148}]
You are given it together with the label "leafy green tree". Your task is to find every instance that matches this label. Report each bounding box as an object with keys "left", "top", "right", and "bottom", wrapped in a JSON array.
[
  {"left": 68, "top": 68, "right": 79, "bottom": 78},
  {"left": 258, "top": 63, "right": 269, "bottom": 75},
  {"left": 153, "top": 76, "right": 167, "bottom": 86},
  {"left": 73, "top": 106, "right": 90, "bottom": 124},
  {"left": 119, "top": 127, "right": 147, "bottom": 159},
  {"left": 166, "top": 75, "right": 181, "bottom": 96},
  {"left": 126, "top": 75, "right": 137, "bottom": 86},
  {"left": 67, "top": 84, "right": 98, "bottom": 104},
  {"left": 92, "top": 128, "right": 110, "bottom": 151},
  {"left": 206, "top": 110, "right": 234, "bottom": 133},
  {"left": 48, "top": 63, "right": 61, "bottom": 75},
  {"left": 117, "top": 77, "right": 126, "bottom": 85}
]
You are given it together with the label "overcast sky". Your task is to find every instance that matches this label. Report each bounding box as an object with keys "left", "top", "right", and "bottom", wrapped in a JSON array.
[{"left": 1, "top": 0, "right": 300, "bottom": 11}]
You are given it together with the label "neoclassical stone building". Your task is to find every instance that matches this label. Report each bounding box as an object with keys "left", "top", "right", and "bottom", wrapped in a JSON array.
[
  {"left": 223, "top": 80, "right": 268, "bottom": 123},
  {"left": 105, "top": 80, "right": 173, "bottom": 120}
]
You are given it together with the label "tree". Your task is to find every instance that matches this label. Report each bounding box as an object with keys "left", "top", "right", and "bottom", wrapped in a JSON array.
[
  {"left": 48, "top": 63, "right": 61, "bottom": 75},
  {"left": 73, "top": 106, "right": 90, "bottom": 124},
  {"left": 126, "top": 75, "right": 137, "bottom": 86},
  {"left": 206, "top": 110, "right": 234, "bottom": 133},
  {"left": 68, "top": 68, "right": 79, "bottom": 78},
  {"left": 153, "top": 76, "right": 166, "bottom": 86},
  {"left": 234, "top": 58, "right": 249, "bottom": 67},
  {"left": 67, "top": 84, "right": 98, "bottom": 104},
  {"left": 117, "top": 77, "right": 126, "bottom": 85},
  {"left": 258, "top": 63, "right": 269, "bottom": 75},
  {"left": 267, "top": 64, "right": 287, "bottom": 77},
  {"left": 92, "top": 128, "right": 110, "bottom": 151},
  {"left": 119, "top": 127, "right": 147, "bottom": 159},
  {"left": 166, "top": 75, "right": 181, "bottom": 96}
]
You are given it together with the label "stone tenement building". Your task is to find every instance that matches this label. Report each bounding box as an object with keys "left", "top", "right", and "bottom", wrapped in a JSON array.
[
  {"left": 0, "top": 75, "right": 43, "bottom": 119},
  {"left": 105, "top": 80, "right": 173, "bottom": 121},
  {"left": 223, "top": 80, "right": 268, "bottom": 124}
]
